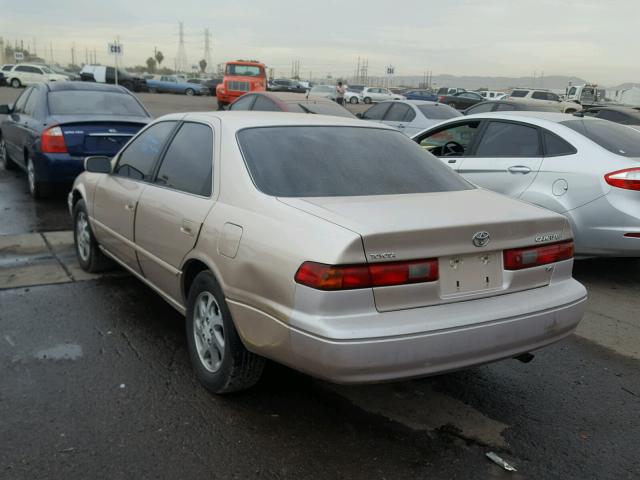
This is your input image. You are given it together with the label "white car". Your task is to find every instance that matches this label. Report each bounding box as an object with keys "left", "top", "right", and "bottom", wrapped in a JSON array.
[
  {"left": 412, "top": 111, "right": 640, "bottom": 256},
  {"left": 361, "top": 87, "right": 405, "bottom": 104},
  {"left": 359, "top": 100, "right": 462, "bottom": 136},
  {"left": 6, "top": 64, "right": 68, "bottom": 87},
  {"left": 344, "top": 90, "right": 361, "bottom": 104},
  {"left": 478, "top": 90, "right": 507, "bottom": 101},
  {"left": 509, "top": 88, "right": 581, "bottom": 113}
]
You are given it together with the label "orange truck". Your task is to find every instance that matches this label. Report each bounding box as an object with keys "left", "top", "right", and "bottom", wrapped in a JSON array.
[{"left": 216, "top": 60, "right": 267, "bottom": 110}]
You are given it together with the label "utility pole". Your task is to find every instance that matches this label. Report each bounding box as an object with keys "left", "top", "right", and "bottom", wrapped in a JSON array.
[{"left": 176, "top": 21, "right": 188, "bottom": 72}]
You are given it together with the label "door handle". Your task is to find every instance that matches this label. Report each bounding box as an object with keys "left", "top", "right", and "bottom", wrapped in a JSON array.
[
  {"left": 448, "top": 159, "right": 457, "bottom": 164},
  {"left": 508, "top": 166, "right": 532, "bottom": 174},
  {"left": 180, "top": 220, "right": 195, "bottom": 237},
  {"left": 396, "top": 124, "right": 406, "bottom": 128},
  {"left": 124, "top": 202, "right": 135, "bottom": 211}
]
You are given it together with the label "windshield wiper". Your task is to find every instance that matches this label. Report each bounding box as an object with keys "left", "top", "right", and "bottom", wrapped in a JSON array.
[{"left": 297, "top": 104, "right": 316, "bottom": 114}]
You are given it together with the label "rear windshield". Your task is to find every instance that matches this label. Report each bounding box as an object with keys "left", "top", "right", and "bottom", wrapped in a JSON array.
[
  {"left": 237, "top": 126, "right": 472, "bottom": 197},
  {"left": 561, "top": 119, "right": 640, "bottom": 157},
  {"left": 287, "top": 102, "right": 354, "bottom": 118},
  {"left": 418, "top": 104, "right": 462, "bottom": 120},
  {"left": 48, "top": 91, "right": 148, "bottom": 116}
]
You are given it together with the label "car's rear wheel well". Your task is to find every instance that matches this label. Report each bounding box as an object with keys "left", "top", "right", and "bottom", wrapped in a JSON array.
[{"left": 182, "top": 260, "right": 211, "bottom": 302}]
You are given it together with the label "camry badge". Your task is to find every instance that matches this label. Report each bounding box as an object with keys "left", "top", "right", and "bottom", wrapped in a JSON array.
[{"left": 472, "top": 231, "right": 490, "bottom": 247}]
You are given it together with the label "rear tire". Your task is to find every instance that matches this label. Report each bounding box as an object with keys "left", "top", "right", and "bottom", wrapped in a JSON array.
[
  {"left": 11, "top": 78, "right": 21, "bottom": 88},
  {"left": 185, "top": 88, "right": 195, "bottom": 96},
  {"left": 349, "top": 96, "right": 358, "bottom": 104},
  {"left": 27, "top": 157, "right": 50, "bottom": 199},
  {"left": 363, "top": 97, "right": 372, "bottom": 104},
  {"left": 186, "top": 271, "right": 265, "bottom": 394},
  {"left": 0, "top": 136, "right": 16, "bottom": 170},
  {"left": 73, "top": 199, "right": 112, "bottom": 273},
  {"left": 217, "top": 100, "right": 226, "bottom": 111}
]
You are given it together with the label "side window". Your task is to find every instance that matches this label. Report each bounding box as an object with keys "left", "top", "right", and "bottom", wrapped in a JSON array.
[
  {"left": 384, "top": 103, "right": 412, "bottom": 122},
  {"left": 155, "top": 123, "right": 213, "bottom": 196},
  {"left": 568, "top": 87, "right": 577, "bottom": 96},
  {"left": 510, "top": 90, "right": 528, "bottom": 98},
  {"left": 230, "top": 94, "right": 256, "bottom": 110},
  {"left": 543, "top": 130, "right": 577, "bottom": 156},
  {"left": 475, "top": 121, "right": 541, "bottom": 157},
  {"left": 597, "top": 110, "right": 628, "bottom": 124},
  {"left": 531, "top": 91, "right": 548, "bottom": 100},
  {"left": 417, "top": 121, "right": 481, "bottom": 155},
  {"left": 15, "top": 66, "right": 29, "bottom": 73},
  {"left": 13, "top": 88, "right": 33, "bottom": 113},
  {"left": 362, "top": 102, "right": 391, "bottom": 120},
  {"left": 115, "top": 121, "right": 177, "bottom": 181},
  {"left": 547, "top": 92, "right": 560, "bottom": 102},
  {"left": 32, "top": 67, "right": 44, "bottom": 75},
  {"left": 467, "top": 102, "right": 495, "bottom": 114},
  {"left": 252, "top": 96, "right": 281, "bottom": 112},
  {"left": 23, "top": 88, "right": 40, "bottom": 117}
]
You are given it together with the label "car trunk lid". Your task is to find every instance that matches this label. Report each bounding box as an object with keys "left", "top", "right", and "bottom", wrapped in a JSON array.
[{"left": 280, "top": 189, "right": 570, "bottom": 311}]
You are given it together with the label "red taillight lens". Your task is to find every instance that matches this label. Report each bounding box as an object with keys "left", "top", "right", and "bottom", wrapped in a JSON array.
[
  {"left": 438, "top": 95, "right": 446, "bottom": 103},
  {"left": 295, "top": 259, "right": 439, "bottom": 290},
  {"left": 624, "top": 233, "right": 640, "bottom": 238},
  {"left": 503, "top": 241, "right": 574, "bottom": 270},
  {"left": 605, "top": 168, "right": 640, "bottom": 191},
  {"left": 41, "top": 126, "right": 67, "bottom": 153}
]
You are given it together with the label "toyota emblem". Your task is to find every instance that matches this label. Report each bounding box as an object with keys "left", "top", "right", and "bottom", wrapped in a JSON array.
[{"left": 472, "top": 231, "right": 490, "bottom": 247}]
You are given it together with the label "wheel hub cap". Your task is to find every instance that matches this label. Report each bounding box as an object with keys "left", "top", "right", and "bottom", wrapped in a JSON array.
[
  {"left": 193, "top": 292, "right": 225, "bottom": 373},
  {"left": 76, "top": 212, "right": 91, "bottom": 262}
]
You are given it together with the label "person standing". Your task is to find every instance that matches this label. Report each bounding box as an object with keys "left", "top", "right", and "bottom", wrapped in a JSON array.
[{"left": 336, "top": 81, "right": 346, "bottom": 105}]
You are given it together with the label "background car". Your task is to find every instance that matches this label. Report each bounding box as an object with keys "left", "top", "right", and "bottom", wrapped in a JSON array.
[
  {"left": 582, "top": 105, "right": 640, "bottom": 130},
  {"left": 229, "top": 92, "right": 355, "bottom": 118},
  {"left": 147, "top": 75, "right": 208, "bottom": 96},
  {"left": 464, "top": 100, "right": 561, "bottom": 115},
  {"left": 412, "top": 111, "right": 640, "bottom": 256},
  {"left": 361, "top": 87, "right": 405, "bottom": 104},
  {"left": 188, "top": 77, "right": 223, "bottom": 96},
  {"left": 309, "top": 85, "right": 337, "bottom": 102},
  {"left": 509, "top": 88, "right": 582, "bottom": 113},
  {"left": 477, "top": 90, "right": 505, "bottom": 101},
  {"left": 6, "top": 64, "right": 69, "bottom": 88},
  {"left": 344, "top": 89, "right": 361, "bottom": 104},
  {"left": 0, "top": 81, "right": 151, "bottom": 197},
  {"left": 80, "top": 65, "right": 147, "bottom": 92},
  {"left": 404, "top": 89, "right": 439, "bottom": 101},
  {"left": 438, "top": 91, "right": 484, "bottom": 110},
  {"left": 437, "top": 87, "right": 466, "bottom": 95},
  {"left": 358, "top": 100, "right": 461, "bottom": 136},
  {"left": 268, "top": 78, "right": 307, "bottom": 93},
  {"left": 70, "top": 111, "right": 585, "bottom": 394}
]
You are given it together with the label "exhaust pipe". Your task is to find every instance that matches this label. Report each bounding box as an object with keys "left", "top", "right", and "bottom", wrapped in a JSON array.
[{"left": 514, "top": 352, "right": 535, "bottom": 364}]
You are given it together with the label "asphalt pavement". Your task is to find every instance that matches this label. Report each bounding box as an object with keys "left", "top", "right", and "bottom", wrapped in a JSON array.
[{"left": 1, "top": 85, "right": 639, "bottom": 480}]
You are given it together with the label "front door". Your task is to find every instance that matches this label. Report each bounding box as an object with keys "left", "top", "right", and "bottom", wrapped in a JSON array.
[
  {"left": 457, "top": 120, "right": 543, "bottom": 198},
  {"left": 2, "top": 87, "right": 33, "bottom": 164},
  {"left": 413, "top": 120, "right": 482, "bottom": 172},
  {"left": 91, "top": 120, "right": 178, "bottom": 273},
  {"left": 134, "top": 121, "right": 216, "bottom": 302}
]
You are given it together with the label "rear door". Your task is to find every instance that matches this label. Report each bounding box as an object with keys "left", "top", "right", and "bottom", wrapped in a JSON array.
[
  {"left": 361, "top": 102, "right": 392, "bottom": 125},
  {"left": 134, "top": 121, "right": 216, "bottom": 301},
  {"left": 381, "top": 102, "right": 415, "bottom": 134},
  {"left": 2, "top": 87, "right": 33, "bottom": 164},
  {"left": 458, "top": 120, "right": 543, "bottom": 197},
  {"left": 92, "top": 121, "right": 178, "bottom": 273}
]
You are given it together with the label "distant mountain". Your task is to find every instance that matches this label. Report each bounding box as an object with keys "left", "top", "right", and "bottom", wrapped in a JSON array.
[{"left": 387, "top": 74, "right": 589, "bottom": 91}]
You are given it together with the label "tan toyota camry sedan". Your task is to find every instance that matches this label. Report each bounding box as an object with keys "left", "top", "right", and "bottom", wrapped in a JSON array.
[{"left": 69, "top": 112, "right": 587, "bottom": 394}]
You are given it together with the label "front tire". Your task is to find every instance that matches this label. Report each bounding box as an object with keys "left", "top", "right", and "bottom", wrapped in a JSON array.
[
  {"left": 11, "top": 78, "right": 21, "bottom": 88},
  {"left": 349, "top": 96, "right": 358, "bottom": 104},
  {"left": 73, "top": 199, "right": 112, "bottom": 272},
  {"left": 185, "top": 88, "right": 195, "bottom": 96},
  {"left": 363, "top": 97, "right": 372, "bottom": 104},
  {"left": 186, "top": 271, "right": 265, "bottom": 394}
]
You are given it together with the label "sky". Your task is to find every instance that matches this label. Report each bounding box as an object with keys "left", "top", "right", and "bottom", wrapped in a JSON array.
[{"left": 1, "top": 0, "right": 639, "bottom": 85}]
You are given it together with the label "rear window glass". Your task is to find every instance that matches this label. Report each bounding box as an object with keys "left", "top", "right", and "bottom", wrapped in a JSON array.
[
  {"left": 418, "top": 104, "right": 462, "bottom": 119},
  {"left": 561, "top": 119, "right": 640, "bottom": 157},
  {"left": 510, "top": 90, "right": 528, "bottom": 98},
  {"left": 48, "top": 91, "right": 148, "bottom": 116},
  {"left": 237, "top": 126, "right": 472, "bottom": 197}
]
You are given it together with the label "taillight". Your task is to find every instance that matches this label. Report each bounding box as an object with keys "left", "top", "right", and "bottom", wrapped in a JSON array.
[
  {"left": 41, "top": 126, "right": 67, "bottom": 153},
  {"left": 624, "top": 233, "right": 640, "bottom": 238},
  {"left": 503, "top": 241, "right": 574, "bottom": 270},
  {"left": 295, "top": 259, "right": 439, "bottom": 290},
  {"left": 605, "top": 168, "right": 640, "bottom": 191},
  {"left": 438, "top": 95, "right": 446, "bottom": 103}
]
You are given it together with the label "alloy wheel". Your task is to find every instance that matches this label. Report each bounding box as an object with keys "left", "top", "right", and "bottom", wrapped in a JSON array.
[
  {"left": 0, "top": 139, "right": 7, "bottom": 167},
  {"left": 76, "top": 211, "right": 91, "bottom": 262},
  {"left": 27, "top": 159, "right": 36, "bottom": 194},
  {"left": 193, "top": 292, "right": 225, "bottom": 373}
]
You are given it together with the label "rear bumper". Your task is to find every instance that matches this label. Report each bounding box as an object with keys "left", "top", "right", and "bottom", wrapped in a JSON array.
[
  {"left": 35, "top": 153, "right": 85, "bottom": 184},
  {"left": 230, "top": 279, "right": 587, "bottom": 384}
]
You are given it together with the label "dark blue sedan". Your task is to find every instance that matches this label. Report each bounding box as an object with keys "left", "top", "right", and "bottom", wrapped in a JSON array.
[
  {"left": 0, "top": 82, "right": 151, "bottom": 198},
  {"left": 403, "top": 89, "right": 438, "bottom": 102}
]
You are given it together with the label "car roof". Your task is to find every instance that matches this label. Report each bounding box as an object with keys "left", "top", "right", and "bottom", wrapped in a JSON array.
[
  {"left": 463, "top": 111, "right": 589, "bottom": 124},
  {"left": 45, "top": 81, "right": 130, "bottom": 93},
  {"left": 377, "top": 100, "right": 439, "bottom": 106},
  {"left": 160, "top": 111, "right": 394, "bottom": 131}
]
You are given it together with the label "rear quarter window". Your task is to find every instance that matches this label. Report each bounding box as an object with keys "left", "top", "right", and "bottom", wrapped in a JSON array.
[
  {"left": 561, "top": 119, "right": 640, "bottom": 157},
  {"left": 237, "top": 126, "right": 472, "bottom": 197}
]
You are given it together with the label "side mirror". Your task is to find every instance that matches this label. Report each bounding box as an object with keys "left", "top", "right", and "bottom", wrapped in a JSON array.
[
  {"left": 0, "top": 104, "right": 11, "bottom": 114},
  {"left": 356, "top": 113, "right": 363, "bottom": 119},
  {"left": 84, "top": 156, "right": 112, "bottom": 174}
]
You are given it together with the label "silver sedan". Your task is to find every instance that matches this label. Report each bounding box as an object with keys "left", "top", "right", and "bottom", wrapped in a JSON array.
[
  {"left": 412, "top": 112, "right": 640, "bottom": 257},
  {"left": 359, "top": 100, "right": 461, "bottom": 136}
]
